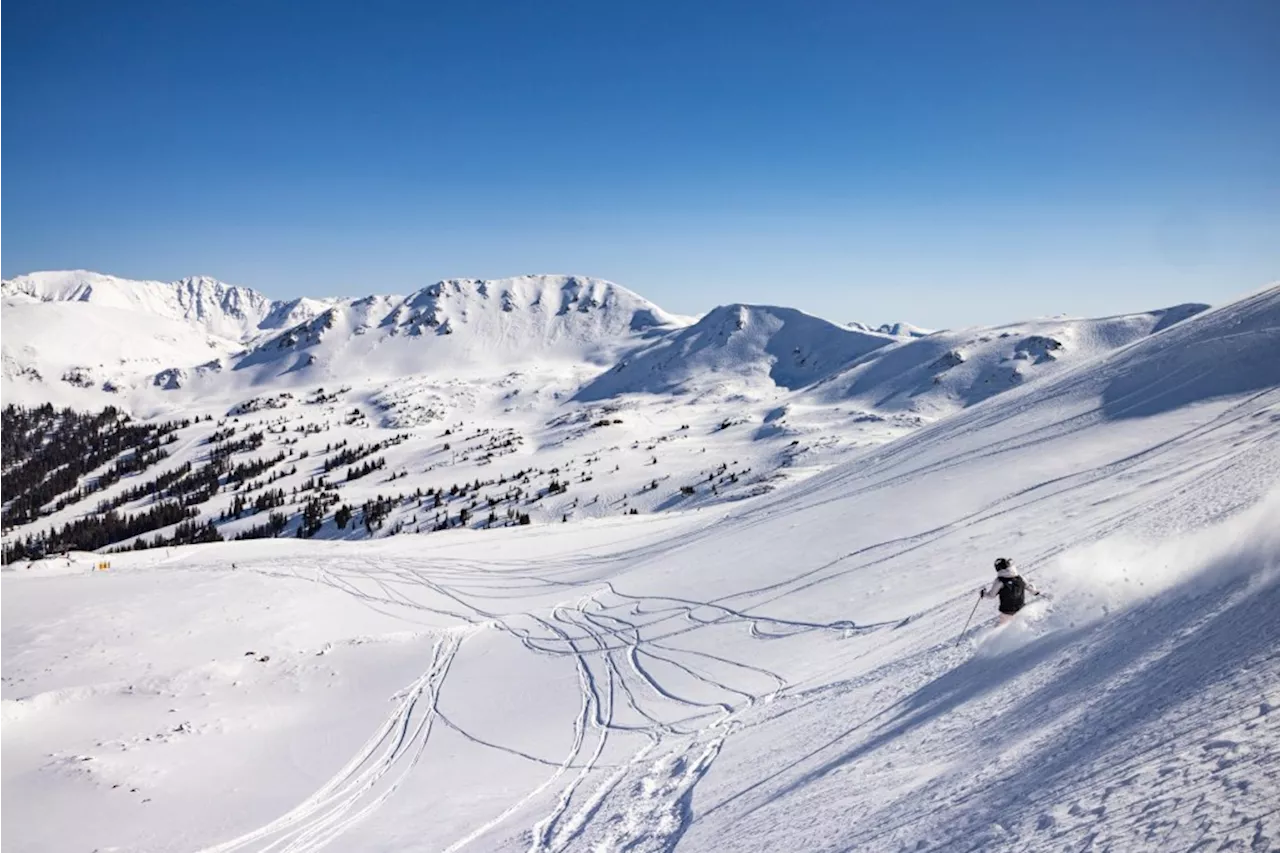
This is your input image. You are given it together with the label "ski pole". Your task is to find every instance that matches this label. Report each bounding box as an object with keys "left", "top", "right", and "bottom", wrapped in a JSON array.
[{"left": 956, "top": 592, "right": 982, "bottom": 646}]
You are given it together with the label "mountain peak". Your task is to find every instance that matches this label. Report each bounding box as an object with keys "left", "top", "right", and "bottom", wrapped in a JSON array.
[
  {"left": 848, "top": 320, "right": 933, "bottom": 338},
  {"left": 1, "top": 270, "right": 329, "bottom": 343},
  {"left": 576, "top": 302, "right": 897, "bottom": 400},
  {"left": 232, "top": 273, "right": 689, "bottom": 383}
]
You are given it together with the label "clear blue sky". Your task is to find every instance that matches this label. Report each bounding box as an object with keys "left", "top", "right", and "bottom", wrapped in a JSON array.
[{"left": 3, "top": 0, "right": 1277, "bottom": 327}]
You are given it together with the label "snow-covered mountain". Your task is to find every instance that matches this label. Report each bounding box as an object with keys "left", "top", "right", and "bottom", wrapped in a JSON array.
[
  {"left": 576, "top": 304, "right": 897, "bottom": 401},
  {"left": 0, "top": 298, "right": 241, "bottom": 405},
  {"left": 849, "top": 319, "right": 933, "bottom": 338},
  {"left": 6, "top": 270, "right": 1212, "bottom": 425},
  {"left": 1, "top": 272, "right": 693, "bottom": 403},
  {"left": 4, "top": 279, "right": 1276, "bottom": 853},
  {"left": 1, "top": 270, "right": 332, "bottom": 343},
  {"left": 811, "top": 303, "right": 1211, "bottom": 417},
  {"left": 0, "top": 266, "right": 1239, "bottom": 561},
  {"left": 0, "top": 269, "right": 1226, "bottom": 492},
  {"left": 232, "top": 275, "right": 689, "bottom": 384}
]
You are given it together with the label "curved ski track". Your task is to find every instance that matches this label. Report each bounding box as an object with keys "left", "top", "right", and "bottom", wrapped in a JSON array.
[
  {"left": 198, "top": 630, "right": 464, "bottom": 853},
  {"left": 204, "top": 554, "right": 883, "bottom": 853}
]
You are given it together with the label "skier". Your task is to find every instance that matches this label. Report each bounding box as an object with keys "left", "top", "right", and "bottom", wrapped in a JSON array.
[{"left": 980, "top": 557, "right": 1040, "bottom": 625}]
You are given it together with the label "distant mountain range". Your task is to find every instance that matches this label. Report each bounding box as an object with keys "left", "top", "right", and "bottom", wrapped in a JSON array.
[
  {"left": 1, "top": 270, "right": 1210, "bottom": 416},
  {"left": 4, "top": 267, "right": 1274, "bottom": 573}
]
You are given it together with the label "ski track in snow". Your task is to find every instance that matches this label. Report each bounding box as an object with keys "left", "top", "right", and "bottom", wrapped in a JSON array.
[
  {"left": 194, "top": 550, "right": 844, "bottom": 850},
  {"left": 197, "top": 628, "right": 465, "bottom": 853},
  {"left": 185, "top": 394, "right": 1280, "bottom": 853},
  {"left": 38, "top": 396, "right": 1280, "bottom": 853},
  {"left": 198, "top": 549, "right": 884, "bottom": 853}
]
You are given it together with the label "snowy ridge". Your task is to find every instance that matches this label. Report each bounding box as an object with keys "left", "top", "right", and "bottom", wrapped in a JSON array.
[
  {"left": 810, "top": 302, "right": 1212, "bottom": 417},
  {"left": 848, "top": 319, "right": 932, "bottom": 338},
  {"left": 234, "top": 275, "right": 689, "bottom": 383},
  {"left": 1, "top": 270, "right": 331, "bottom": 343},
  {"left": 577, "top": 304, "right": 896, "bottom": 401}
]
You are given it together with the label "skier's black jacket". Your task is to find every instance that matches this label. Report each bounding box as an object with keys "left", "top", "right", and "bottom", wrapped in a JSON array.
[
  {"left": 997, "top": 575, "right": 1025, "bottom": 614},
  {"left": 981, "top": 567, "right": 1039, "bottom": 614}
]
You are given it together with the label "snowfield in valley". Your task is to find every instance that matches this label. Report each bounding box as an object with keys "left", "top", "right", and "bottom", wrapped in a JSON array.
[{"left": 3, "top": 272, "right": 1278, "bottom": 852}]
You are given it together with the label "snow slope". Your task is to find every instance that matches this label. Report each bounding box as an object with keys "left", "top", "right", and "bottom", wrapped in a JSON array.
[
  {"left": 0, "top": 297, "right": 243, "bottom": 409},
  {"left": 809, "top": 302, "right": 1210, "bottom": 418},
  {"left": 4, "top": 283, "right": 1278, "bottom": 852}
]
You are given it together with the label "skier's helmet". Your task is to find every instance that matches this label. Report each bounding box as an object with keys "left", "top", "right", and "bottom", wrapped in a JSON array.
[{"left": 994, "top": 557, "right": 1011, "bottom": 572}]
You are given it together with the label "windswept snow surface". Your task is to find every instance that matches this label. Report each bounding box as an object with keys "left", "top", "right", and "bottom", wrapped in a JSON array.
[{"left": 4, "top": 284, "right": 1279, "bottom": 852}]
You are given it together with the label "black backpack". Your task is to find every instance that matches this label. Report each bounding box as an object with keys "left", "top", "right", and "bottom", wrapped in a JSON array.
[{"left": 998, "top": 575, "right": 1026, "bottom": 612}]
